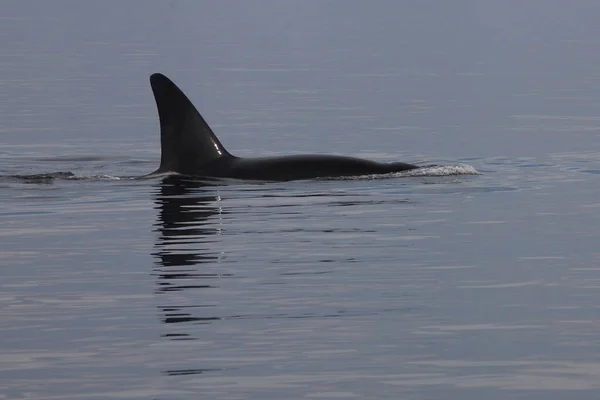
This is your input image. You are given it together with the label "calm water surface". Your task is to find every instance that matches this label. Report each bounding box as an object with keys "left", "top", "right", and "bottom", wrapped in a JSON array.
[{"left": 2, "top": 2, "right": 600, "bottom": 399}]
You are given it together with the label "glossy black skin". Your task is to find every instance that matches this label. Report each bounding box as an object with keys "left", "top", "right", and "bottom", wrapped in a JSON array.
[
  {"left": 149, "top": 73, "right": 418, "bottom": 181},
  {"left": 201, "top": 155, "right": 417, "bottom": 181}
]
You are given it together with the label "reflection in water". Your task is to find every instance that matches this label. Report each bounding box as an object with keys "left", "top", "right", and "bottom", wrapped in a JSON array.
[
  {"left": 152, "top": 177, "right": 231, "bottom": 357},
  {"left": 153, "top": 176, "right": 228, "bottom": 292}
]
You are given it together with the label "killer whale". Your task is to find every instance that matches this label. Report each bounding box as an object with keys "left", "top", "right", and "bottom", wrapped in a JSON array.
[{"left": 149, "top": 73, "right": 419, "bottom": 181}]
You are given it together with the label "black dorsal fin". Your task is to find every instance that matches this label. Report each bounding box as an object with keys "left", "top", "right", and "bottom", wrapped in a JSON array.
[{"left": 150, "top": 73, "right": 231, "bottom": 174}]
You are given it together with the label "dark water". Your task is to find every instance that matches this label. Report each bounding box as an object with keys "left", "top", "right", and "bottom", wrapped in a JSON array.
[{"left": 2, "top": 2, "right": 600, "bottom": 399}]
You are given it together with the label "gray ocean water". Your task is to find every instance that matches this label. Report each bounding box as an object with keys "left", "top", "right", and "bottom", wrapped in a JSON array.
[{"left": 2, "top": 2, "right": 600, "bottom": 399}]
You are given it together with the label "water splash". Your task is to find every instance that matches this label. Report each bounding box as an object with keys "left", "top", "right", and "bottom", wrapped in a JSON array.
[
  {"left": 403, "top": 163, "right": 479, "bottom": 177},
  {"left": 332, "top": 163, "right": 479, "bottom": 180}
]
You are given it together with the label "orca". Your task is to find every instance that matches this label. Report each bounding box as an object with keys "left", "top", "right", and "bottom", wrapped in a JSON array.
[{"left": 149, "top": 73, "right": 419, "bottom": 181}]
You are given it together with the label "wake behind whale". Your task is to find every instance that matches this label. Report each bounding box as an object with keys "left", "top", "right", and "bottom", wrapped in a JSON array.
[{"left": 1, "top": 163, "right": 477, "bottom": 184}]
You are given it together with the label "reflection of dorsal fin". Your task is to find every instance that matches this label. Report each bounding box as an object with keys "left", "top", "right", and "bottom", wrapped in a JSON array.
[{"left": 150, "top": 73, "right": 232, "bottom": 174}]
